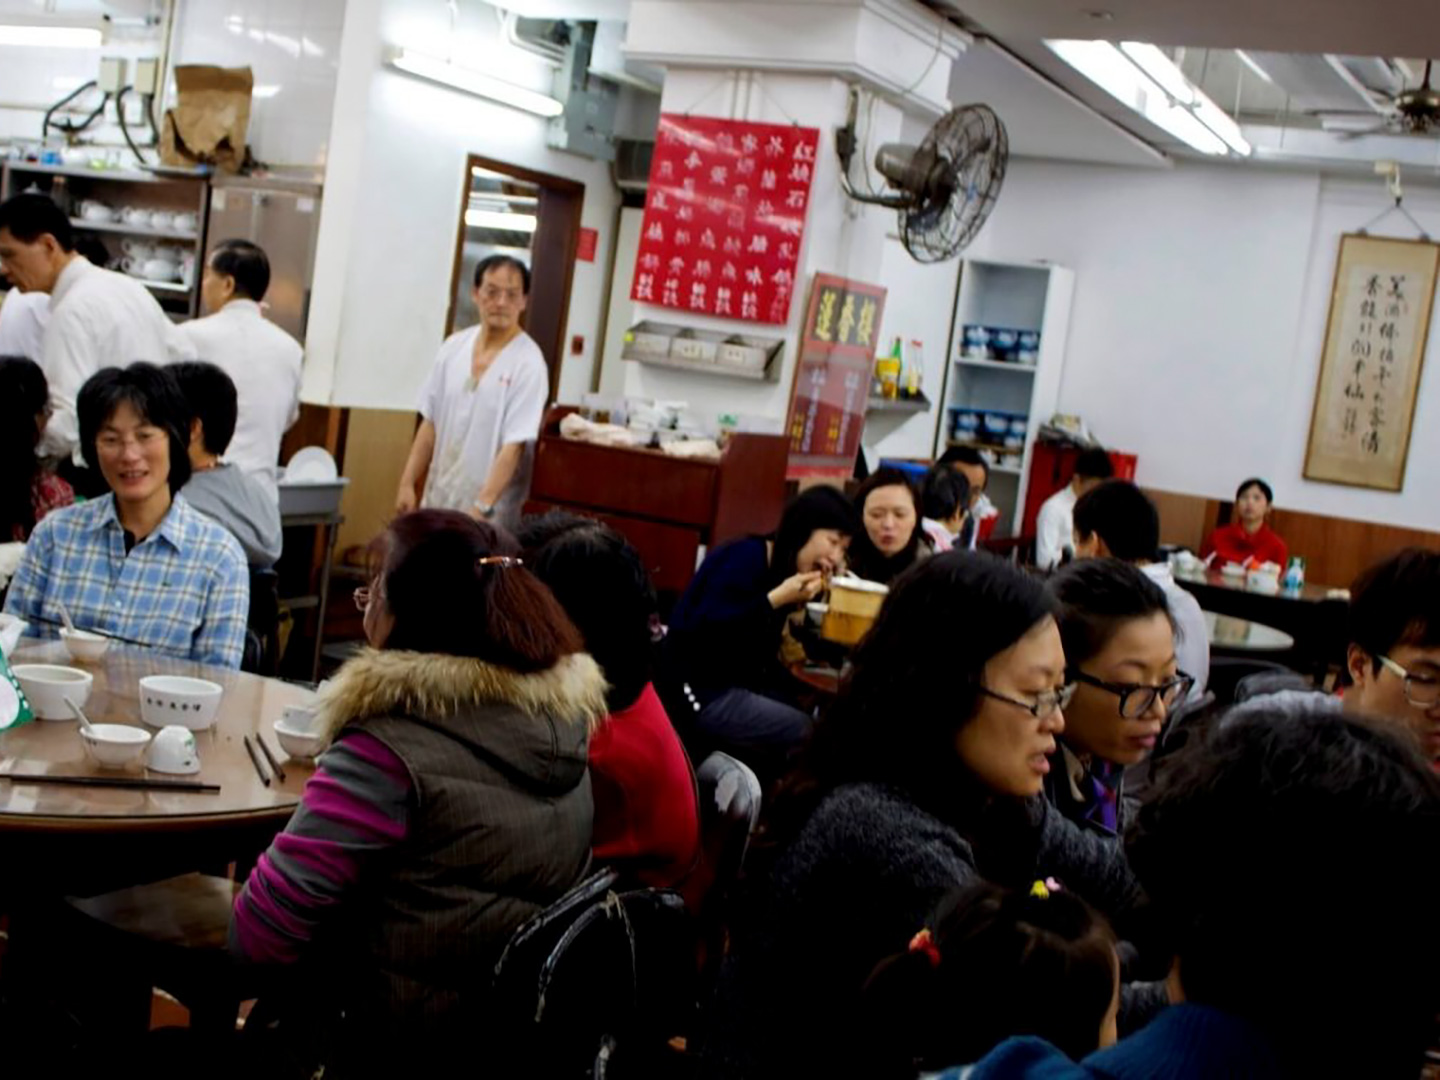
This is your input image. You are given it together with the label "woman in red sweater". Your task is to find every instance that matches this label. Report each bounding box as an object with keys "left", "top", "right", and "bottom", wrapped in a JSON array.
[
  {"left": 521, "top": 511, "right": 701, "bottom": 887},
  {"left": 1202, "top": 477, "right": 1289, "bottom": 568}
]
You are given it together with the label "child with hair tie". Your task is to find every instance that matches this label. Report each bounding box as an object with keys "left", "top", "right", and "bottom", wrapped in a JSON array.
[{"left": 858, "top": 879, "right": 1121, "bottom": 1078}]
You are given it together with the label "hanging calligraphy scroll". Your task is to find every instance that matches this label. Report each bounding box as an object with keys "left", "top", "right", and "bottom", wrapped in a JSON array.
[
  {"left": 1305, "top": 234, "right": 1439, "bottom": 492},
  {"left": 630, "top": 113, "right": 820, "bottom": 325},
  {"left": 785, "top": 273, "right": 887, "bottom": 479}
]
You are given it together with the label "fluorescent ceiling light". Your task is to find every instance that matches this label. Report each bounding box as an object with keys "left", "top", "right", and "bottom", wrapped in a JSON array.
[
  {"left": 388, "top": 46, "right": 563, "bottom": 118},
  {"left": 0, "top": 19, "right": 104, "bottom": 49},
  {"left": 1234, "top": 50, "right": 1275, "bottom": 85},
  {"left": 1047, "top": 39, "right": 1249, "bottom": 157},
  {"left": 465, "top": 210, "right": 539, "bottom": 232}
]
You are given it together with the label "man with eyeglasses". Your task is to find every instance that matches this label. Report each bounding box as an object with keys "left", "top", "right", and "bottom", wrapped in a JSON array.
[
  {"left": 1232, "top": 548, "right": 1440, "bottom": 771},
  {"left": 395, "top": 255, "right": 547, "bottom": 530}
]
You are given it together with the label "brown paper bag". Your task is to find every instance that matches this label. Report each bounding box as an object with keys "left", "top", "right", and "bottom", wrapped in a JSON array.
[{"left": 160, "top": 65, "right": 253, "bottom": 173}]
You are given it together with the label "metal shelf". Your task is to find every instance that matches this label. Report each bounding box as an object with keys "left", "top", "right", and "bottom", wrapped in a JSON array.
[
  {"left": 69, "top": 217, "right": 198, "bottom": 242},
  {"left": 5, "top": 162, "right": 208, "bottom": 184},
  {"left": 141, "top": 279, "right": 191, "bottom": 294},
  {"left": 630, "top": 352, "right": 777, "bottom": 382},
  {"left": 954, "top": 356, "right": 1038, "bottom": 373},
  {"left": 867, "top": 393, "right": 931, "bottom": 414}
]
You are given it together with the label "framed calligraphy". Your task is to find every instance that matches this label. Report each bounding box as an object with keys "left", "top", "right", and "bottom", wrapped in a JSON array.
[
  {"left": 630, "top": 113, "right": 820, "bottom": 325},
  {"left": 785, "top": 273, "right": 887, "bottom": 479},
  {"left": 1305, "top": 233, "right": 1440, "bottom": 492}
]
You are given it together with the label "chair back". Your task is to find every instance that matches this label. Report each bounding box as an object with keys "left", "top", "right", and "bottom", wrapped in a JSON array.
[
  {"left": 244, "top": 568, "right": 281, "bottom": 675},
  {"left": 490, "top": 869, "right": 637, "bottom": 1075},
  {"left": 1206, "top": 657, "right": 1297, "bottom": 708}
]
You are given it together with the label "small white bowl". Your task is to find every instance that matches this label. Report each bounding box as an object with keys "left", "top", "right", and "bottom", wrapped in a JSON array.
[
  {"left": 1220, "top": 562, "right": 1248, "bottom": 579},
  {"left": 60, "top": 628, "right": 111, "bottom": 662},
  {"left": 11, "top": 664, "right": 94, "bottom": 721},
  {"left": 81, "top": 723, "right": 151, "bottom": 768},
  {"left": 138, "top": 675, "right": 224, "bottom": 730},
  {"left": 274, "top": 717, "right": 326, "bottom": 760}
]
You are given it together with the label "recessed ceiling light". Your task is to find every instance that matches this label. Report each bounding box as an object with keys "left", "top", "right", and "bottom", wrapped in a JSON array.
[{"left": 1085, "top": 10, "right": 1115, "bottom": 21}]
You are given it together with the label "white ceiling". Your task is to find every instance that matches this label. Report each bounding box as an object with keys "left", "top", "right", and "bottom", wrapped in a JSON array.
[
  {"left": 933, "top": 0, "right": 1440, "bottom": 57},
  {"left": 925, "top": 0, "right": 1440, "bottom": 169},
  {"left": 947, "top": 38, "right": 1168, "bottom": 167}
]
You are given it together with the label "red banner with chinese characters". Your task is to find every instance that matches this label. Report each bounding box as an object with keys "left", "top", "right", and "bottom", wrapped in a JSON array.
[
  {"left": 786, "top": 273, "right": 887, "bottom": 479},
  {"left": 630, "top": 113, "right": 819, "bottom": 325}
]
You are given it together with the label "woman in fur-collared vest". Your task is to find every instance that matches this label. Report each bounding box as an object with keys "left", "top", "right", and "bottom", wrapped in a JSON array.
[{"left": 230, "top": 509, "right": 606, "bottom": 1069}]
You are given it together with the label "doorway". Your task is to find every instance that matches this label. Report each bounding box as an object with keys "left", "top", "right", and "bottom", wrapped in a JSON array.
[{"left": 445, "top": 154, "right": 585, "bottom": 399}]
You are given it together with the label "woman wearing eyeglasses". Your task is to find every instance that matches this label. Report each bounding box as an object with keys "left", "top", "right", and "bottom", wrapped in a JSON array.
[
  {"left": 704, "top": 552, "right": 1158, "bottom": 1079},
  {"left": 1045, "top": 559, "right": 1191, "bottom": 836}
]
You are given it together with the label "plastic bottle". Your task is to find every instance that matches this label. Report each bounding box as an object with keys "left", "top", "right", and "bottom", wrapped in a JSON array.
[
  {"left": 876, "top": 337, "right": 902, "bottom": 400},
  {"left": 904, "top": 339, "right": 923, "bottom": 399},
  {"left": 1282, "top": 556, "right": 1306, "bottom": 593}
]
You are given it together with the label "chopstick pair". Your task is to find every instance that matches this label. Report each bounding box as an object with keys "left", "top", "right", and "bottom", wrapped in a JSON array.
[
  {"left": 244, "top": 734, "right": 287, "bottom": 786},
  {"left": 0, "top": 772, "right": 220, "bottom": 793}
]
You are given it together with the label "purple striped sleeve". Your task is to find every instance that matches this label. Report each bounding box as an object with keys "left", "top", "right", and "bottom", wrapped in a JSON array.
[{"left": 230, "top": 730, "right": 412, "bottom": 965}]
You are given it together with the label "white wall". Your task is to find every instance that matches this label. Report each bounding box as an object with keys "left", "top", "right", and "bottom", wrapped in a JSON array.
[
  {"left": 0, "top": 0, "right": 343, "bottom": 169},
  {"left": 303, "top": 0, "right": 618, "bottom": 410},
  {"left": 967, "top": 158, "right": 1440, "bottom": 531}
]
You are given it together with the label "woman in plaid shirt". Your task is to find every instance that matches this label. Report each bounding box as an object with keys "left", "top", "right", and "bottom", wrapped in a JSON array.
[{"left": 3, "top": 363, "right": 248, "bottom": 667}]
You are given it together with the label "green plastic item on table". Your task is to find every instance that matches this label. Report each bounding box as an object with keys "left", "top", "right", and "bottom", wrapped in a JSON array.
[{"left": 0, "top": 650, "right": 34, "bottom": 731}]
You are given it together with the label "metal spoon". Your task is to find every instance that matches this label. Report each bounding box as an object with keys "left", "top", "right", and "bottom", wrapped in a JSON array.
[{"left": 64, "top": 697, "right": 95, "bottom": 733}]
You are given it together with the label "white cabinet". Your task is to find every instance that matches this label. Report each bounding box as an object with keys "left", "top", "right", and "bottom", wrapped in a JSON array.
[{"left": 933, "top": 259, "right": 1074, "bottom": 536}]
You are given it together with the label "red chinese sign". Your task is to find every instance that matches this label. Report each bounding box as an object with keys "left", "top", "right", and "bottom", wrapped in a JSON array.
[
  {"left": 631, "top": 113, "right": 819, "bottom": 325},
  {"left": 786, "top": 273, "right": 887, "bottom": 479}
]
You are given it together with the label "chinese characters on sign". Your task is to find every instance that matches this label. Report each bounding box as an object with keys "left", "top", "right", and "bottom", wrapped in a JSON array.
[
  {"left": 630, "top": 113, "right": 820, "bottom": 325},
  {"left": 786, "top": 274, "right": 887, "bottom": 479},
  {"left": 1305, "top": 234, "right": 1440, "bottom": 492}
]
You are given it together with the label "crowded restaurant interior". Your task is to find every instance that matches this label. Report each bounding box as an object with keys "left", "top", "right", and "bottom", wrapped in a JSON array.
[{"left": 1, "top": 0, "right": 1440, "bottom": 1077}]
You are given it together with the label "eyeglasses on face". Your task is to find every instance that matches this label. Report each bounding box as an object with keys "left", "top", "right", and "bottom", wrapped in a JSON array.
[
  {"left": 1379, "top": 656, "right": 1440, "bottom": 708},
  {"left": 1071, "top": 670, "right": 1195, "bottom": 719},
  {"left": 978, "top": 682, "right": 1076, "bottom": 720},
  {"left": 478, "top": 286, "right": 522, "bottom": 303}
]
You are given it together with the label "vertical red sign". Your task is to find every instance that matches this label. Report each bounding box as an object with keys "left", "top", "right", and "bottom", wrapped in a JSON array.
[{"left": 786, "top": 273, "right": 887, "bottom": 479}]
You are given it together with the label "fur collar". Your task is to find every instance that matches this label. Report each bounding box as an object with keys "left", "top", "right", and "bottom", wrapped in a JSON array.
[{"left": 316, "top": 648, "right": 608, "bottom": 741}]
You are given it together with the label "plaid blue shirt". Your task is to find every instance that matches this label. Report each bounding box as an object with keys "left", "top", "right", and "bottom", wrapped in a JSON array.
[{"left": 3, "top": 494, "right": 249, "bottom": 668}]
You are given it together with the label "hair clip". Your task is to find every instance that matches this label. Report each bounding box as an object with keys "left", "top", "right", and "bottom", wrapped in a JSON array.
[
  {"left": 908, "top": 928, "right": 941, "bottom": 969},
  {"left": 477, "top": 556, "right": 523, "bottom": 569},
  {"left": 1030, "top": 877, "right": 1064, "bottom": 900}
]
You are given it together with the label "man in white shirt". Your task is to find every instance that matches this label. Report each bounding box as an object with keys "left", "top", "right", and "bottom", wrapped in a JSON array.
[
  {"left": 0, "top": 194, "right": 189, "bottom": 469},
  {"left": 1072, "top": 478, "right": 1209, "bottom": 701},
  {"left": 0, "top": 286, "right": 49, "bottom": 360},
  {"left": 175, "top": 240, "right": 302, "bottom": 496},
  {"left": 395, "top": 255, "right": 549, "bottom": 531},
  {"left": 1035, "top": 446, "right": 1115, "bottom": 570}
]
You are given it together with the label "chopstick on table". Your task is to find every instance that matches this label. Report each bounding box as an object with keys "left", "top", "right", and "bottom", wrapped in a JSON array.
[
  {"left": 0, "top": 772, "right": 220, "bottom": 793},
  {"left": 243, "top": 735, "right": 271, "bottom": 787},
  {"left": 256, "top": 733, "right": 287, "bottom": 782},
  {"left": 26, "top": 614, "right": 163, "bottom": 652}
]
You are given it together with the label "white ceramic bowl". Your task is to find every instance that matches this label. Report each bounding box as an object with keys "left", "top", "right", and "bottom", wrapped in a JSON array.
[
  {"left": 146, "top": 725, "right": 200, "bottom": 774},
  {"left": 138, "top": 675, "right": 224, "bottom": 730},
  {"left": 81, "top": 723, "right": 151, "bottom": 768},
  {"left": 1220, "top": 562, "right": 1247, "bottom": 579},
  {"left": 274, "top": 717, "right": 326, "bottom": 760},
  {"left": 60, "top": 627, "right": 111, "bottom": 662},
  {"left": 11, "top": 664, "right": 94, "bottom": 721}
]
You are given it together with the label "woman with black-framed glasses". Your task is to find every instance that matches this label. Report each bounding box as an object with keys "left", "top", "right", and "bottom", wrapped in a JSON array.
[{"left": 1047, "top": 559, "right": 1184, "bottom": 836}]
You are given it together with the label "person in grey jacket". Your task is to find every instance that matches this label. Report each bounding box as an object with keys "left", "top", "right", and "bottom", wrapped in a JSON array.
[
  {"left": 704, "top": 552, "right": 1160, "bottom": 1079},
  {"left": 169, "top": 360, "right": 282, "bottom": 567}
]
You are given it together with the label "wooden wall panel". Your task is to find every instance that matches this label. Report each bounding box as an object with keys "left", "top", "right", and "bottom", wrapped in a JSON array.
[
  {"left": 336, "top": 409, "right": 420, "bottom": 562},
  {"left": 1143, "top": 487, "right": 1439, "bottom": 589}
]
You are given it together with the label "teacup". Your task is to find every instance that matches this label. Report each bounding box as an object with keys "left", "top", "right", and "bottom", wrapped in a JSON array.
[
  {"left": 79, "top": 199, "right": 113, "bottom": 223},
  {"left": 121, "top": 206, "right": 150, "bottom": 226},
  {"left": 172, "top": 211, "right": 198, "bottom": 233},
  {"left": 146, "top": 724, "right": 200, "bottom": 774},
  {"left": 121, "top": 238, "right": 154, "bottom": 259},
  {"left": 149, "top": 209, "right": 176, "bottom": 230}
]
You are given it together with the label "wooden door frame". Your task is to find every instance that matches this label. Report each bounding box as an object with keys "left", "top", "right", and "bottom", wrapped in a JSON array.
[{"left": 445, "top": 153, "right": 585, "bottom": 400}]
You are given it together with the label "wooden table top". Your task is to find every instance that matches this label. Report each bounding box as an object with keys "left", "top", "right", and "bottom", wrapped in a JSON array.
[
  {"left": 0, "top": 642, "right": 318, "bottom": 832},
  {"left": 1204, "top": 611, "right": 1296, "bottom": 653}
]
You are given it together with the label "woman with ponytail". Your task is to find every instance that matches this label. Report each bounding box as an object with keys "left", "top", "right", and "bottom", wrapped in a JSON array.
[{"left": 230, "top": 509, "right": 607, "bottom": 1074}]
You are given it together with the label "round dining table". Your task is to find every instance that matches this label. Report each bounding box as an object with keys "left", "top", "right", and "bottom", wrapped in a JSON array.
[
  {"left": 1203, "top": 611, "right": 1296, "bottom": 653},
  {"left": 0, "top": 641, "right": 319, "bottom": 896}
]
